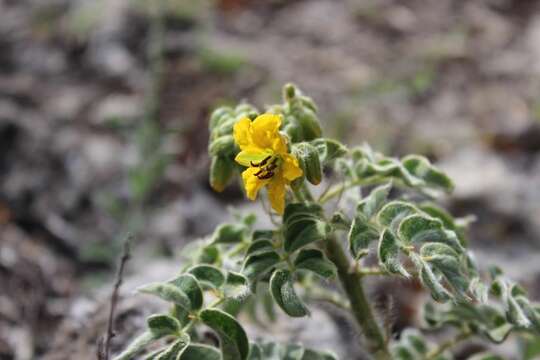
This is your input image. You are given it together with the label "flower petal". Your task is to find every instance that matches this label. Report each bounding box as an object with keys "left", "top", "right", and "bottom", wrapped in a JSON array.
[
  {"left": 271, "top": 134, "right": 288, "bottom": 154},
  {"left": 281, "top": 154, "right": 303, "bottom": 181},
  {"left": 241, "top": 167, "right": 268, "bottom": 200},
  {"left": 233, "top": 117, "right": 253, "bottom": 151},
  {"left": 267, "top": 175, "right": 287, "bottom": 214},
  {"left": 251, "top": 114, "right": 282, "bottom": 149}
]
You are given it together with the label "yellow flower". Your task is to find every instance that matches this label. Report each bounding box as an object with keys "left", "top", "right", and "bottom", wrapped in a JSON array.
[{"left": 233, "top": 114, "right": 303, "bottom": 214}]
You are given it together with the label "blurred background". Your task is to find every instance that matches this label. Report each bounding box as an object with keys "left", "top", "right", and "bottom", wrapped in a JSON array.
[{"left": 1, "top": 0, "right": 540, "bottom": 359}]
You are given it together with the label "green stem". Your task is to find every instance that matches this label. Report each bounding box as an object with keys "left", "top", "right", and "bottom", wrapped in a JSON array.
[
  {"left": 426, "top": 328, "right": 472, "bottom": 359},
  {"left": 325, "top": 235, "right": 391, "bottom": 359}
]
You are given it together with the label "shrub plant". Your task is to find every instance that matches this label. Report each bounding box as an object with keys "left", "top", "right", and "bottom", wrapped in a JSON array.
[{"left": 113, "top": 84, "right": 540, "bottom": 360}]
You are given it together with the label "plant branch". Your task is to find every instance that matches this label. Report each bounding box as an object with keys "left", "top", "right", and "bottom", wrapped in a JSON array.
[
  {"left": 325, "top": 234, "right": 391, "bottom": 359},
  {"left": 99, "top": 236, "right": 132, "bottom": 360}
]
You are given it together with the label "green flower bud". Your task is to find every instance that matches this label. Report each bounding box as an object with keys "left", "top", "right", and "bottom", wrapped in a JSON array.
[
  {"left": 209, "top": 106, "right": 234, "bottom": 131},
  {"left": 234, "top": 103, "right": 258, "bottom": 120},
  {"left": 299, "top": 95, "right": 318, "bottom": 113},
  {"left": 210, "top": 156, "right": 235, "bottom": 192},
  {"left": 284, "top": 83, "right": 296, "bottom": 101},
  {"left": 293, "top": 106, "right": 322, "bottom": 141},
  {"left": 293, "top": 142, "right": 322, "bottom": 185},
  {"left": 283, "top": 122, "right": 303, "bottom": 143},
  {"left": 214, "top": 117, "right": 236, "bottom": 137},
  {"left": 208, "top": 135, "right": 235, "bottom": 156}
]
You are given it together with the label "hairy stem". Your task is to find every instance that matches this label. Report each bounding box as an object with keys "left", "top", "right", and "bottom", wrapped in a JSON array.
[
  {"left": 426, "top": 328, "right": 472, "bottom": 359},
  {"left": 325, "top": 235, "right": 391, "bottom": 359}
]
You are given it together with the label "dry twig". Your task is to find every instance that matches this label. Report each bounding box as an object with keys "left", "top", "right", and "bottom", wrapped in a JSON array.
[{"left": 97, "top": 237, "right": 132, "bottom": 360}]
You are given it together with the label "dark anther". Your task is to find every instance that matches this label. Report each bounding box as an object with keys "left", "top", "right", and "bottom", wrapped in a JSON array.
[
  {"left": 254, "top": 169, "right": 263, "bottom": 176},
  {"left": 266, "top": 163, "right": 277, "bottom": 171},
  {"left": 257, "top": 171, "right": 274, "bottom": 179},
  {"left": 250, "top": 155, "right": 271, "bottom": 167}
]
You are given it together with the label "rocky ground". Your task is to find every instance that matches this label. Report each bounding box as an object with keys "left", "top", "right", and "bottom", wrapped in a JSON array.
[{"left": 1, "top": 0, "right": 540, "bottom": 359}]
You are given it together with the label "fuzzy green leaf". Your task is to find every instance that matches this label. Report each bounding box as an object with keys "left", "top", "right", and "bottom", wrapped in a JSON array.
[
  {"left": 378, "top": 229, "right": 409, "bottom": 277},
  {"left": 411, "top": 253, "right": 451, "bottom": 302},
  {"left": 212, "top": 223, "right": 247, "bottom": 244},
  {"left": 485, "top": 323, "right": 513, "bottom": 343},
  {"left": 198, "top": 245, "right": 220, "bottom": 264},
  {"left": 168, "top": 274, "right": 204, "bottom": 311},
  {"left": 146, "top": 314, "right": 181, "bottom": 337},
  {"left": 357, "top": 183, "right": 392, "bottom": 219},
  {"left": 223, "top": 271, "right": 250, "bottom": 301},
  {"left": 246, "top": 240, "right": 275, "bottom": 257},
  {"left": 377, "top": 201, "right": 417, "bottom": 231},
  {"left": 200, "top": 309, "right": 250, "bottom": 360},
  {"left": 283, "top": 203, "right": 330, "bottom": 253},
  {"left": 293, "top": 249, "right": 337, "bottom": 279},
  {"left": 311, "top": 138, "right": 347, "bottom": 165},
  {"left": 138, "top": 283, "right": 191, "bottom": 310},
  {"left": 188, "top": 265, "right": 225, "bottom": 289},
  {"left": 420, "top": 243, "right": 469, "bottom": 297},
  {"left": 252, "top": 230, "right": 274, "bottom": 242},
  {"left": 400, "top": 328, "right": 428, "bottom": 355},
  {"left": 398, "top": 214, "right": 463, "bottom": 253},
  {"left": 302, "top": 349, "right": 338, "bottom": 360},
  {"left": 155, "top": 334, "right": 190, "bottom": 360},
  {"left": 243, "top": 250, "right": 281, "bottom": 283},
  {"left": 112, "top": 331, "right": 154, "bottom": 360},
  {"left": 179, "top": 344, "right": 221, "bottom": 360},
  {"left": 270, "top": 269, "right": 309, "bottom": 317},
  {"left": 348, "top": 215, "right": 379, "bottom": 259},
  {"left": 401, "top": 155, "right": 454, "bottom": 192}
]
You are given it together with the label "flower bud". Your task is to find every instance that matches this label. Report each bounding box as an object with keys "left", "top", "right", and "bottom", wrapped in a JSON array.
[
  {"left": 210, "top": 156, "right": 235, "bottom": 192},
  {"left": 299, "top": 95, "right": 318, "bottom": 113},
  {"left": 209, "top": 106, "right": 234, "bottom": 131},
  {"left": 214, "top": 118, "right": 237, "bottom": 137},
  {"left": 293, "top": 106, "right": 322, "bottom": 141},
  {"left": 293, "top": 142, "right": 322, "bottom": 185},
  {"left": 283, "top": 122, "right": 303, "bottom": 143},
  {"left": 284, "top": 83, "right": 296, "bottom": 101},
  {"left": 235, "top": 103, "right": 258, "bottom": 120},
  {"left": 208, "top": 135, "right": 235, "bottom": 156}
]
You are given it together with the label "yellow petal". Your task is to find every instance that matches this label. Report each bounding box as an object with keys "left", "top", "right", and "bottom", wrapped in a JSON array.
[
  {"left": 271, "top": 133, "right": 288, "bottom": 154},
  {"left": 251, "top": 114, "right": 282, "bottom": 149},
  {"left": 241, "top": 167, "right": 268, "bottom": 200},
  {"left": 267, "top": 175, "right": 287, "bottom": 214},
  {"left": 233, "top": 117, "right": 253, "bottom": 150},
  {"left": 281, "top": 153, "right": 303, "bottom": 181}
]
